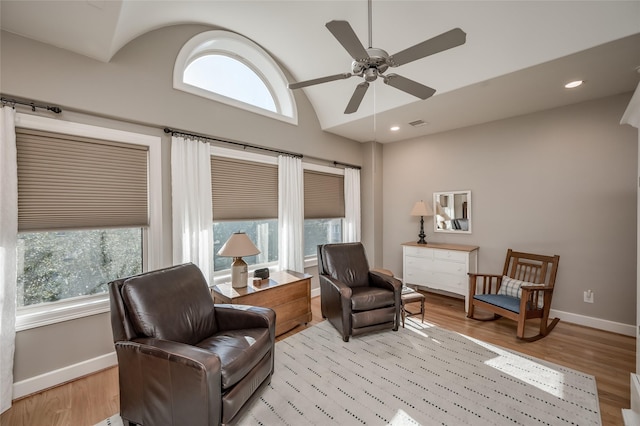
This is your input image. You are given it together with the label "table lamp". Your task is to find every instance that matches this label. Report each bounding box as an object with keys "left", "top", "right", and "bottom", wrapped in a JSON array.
[
  {"left": 218, "top": 232, "right": 261, "bottom": 288},
  {"left": 410, "top": 200, "right": 433, "bottom": 244}
]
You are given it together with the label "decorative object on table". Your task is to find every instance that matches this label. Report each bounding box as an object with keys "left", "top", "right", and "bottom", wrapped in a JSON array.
[
  {"left": 410, "top": 200, "right": 433, "bottom": 244},
  {"left": 254, "top": 267, "right": 270, "bottom": 280},
  {"left": 468, "top": 249, "right": 560, "bottom": 341},
  {"left": 218, "top": 232, "right": 260, "bottom": 288}
]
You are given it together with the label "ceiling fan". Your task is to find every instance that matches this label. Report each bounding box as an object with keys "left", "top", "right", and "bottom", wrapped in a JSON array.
[{"left": 288, "top": 0, "right": 466, "bottom": 114}]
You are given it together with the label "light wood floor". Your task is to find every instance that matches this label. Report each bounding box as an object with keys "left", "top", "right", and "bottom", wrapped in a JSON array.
[{"left": 1, "top": 292, "right": 634, "bottom": 426}]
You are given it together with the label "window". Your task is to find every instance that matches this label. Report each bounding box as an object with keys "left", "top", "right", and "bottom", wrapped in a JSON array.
[
  {"left": 174, "top": 30, "right": 297, "bottom": 124},
  {"left": 17, "top": 228, "right": 142, "bottom": 307},
  {"left": 210, "top": 147, "right": 279, "bottom": 278},
  {"left": 303, "top": 165, "right": 345, "bottom": 259},
  {"left": 14, "top": 113, "right": 162, "bottom": 330}
]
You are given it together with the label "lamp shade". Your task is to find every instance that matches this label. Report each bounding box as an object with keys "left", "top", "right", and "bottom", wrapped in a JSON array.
[
  {"left": 218, "top": 232, "right": 260, "bottom": 257},
  {"left": 410, "top": 200, "right": 433, "bottom": 217}
]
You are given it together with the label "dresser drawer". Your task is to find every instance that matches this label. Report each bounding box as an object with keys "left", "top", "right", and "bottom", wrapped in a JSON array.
[
  {"left": 431, "top": 258, "right": 467, "bottom": 276},
  {"left": 433, "top": 249, "right": 467, "bottom": 263},
  {"left": 402, "top": 242, "right": 479, "bottom": 313},
  {"left": 404, "top": 246, "right": 434, "bottom": 258}
]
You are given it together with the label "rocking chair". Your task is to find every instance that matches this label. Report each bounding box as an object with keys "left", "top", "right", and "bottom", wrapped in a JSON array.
[{"left": 467, "top": 249, "right": 560, "bottom": 341}]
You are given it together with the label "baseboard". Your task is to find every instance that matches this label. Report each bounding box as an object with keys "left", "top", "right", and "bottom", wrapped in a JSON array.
[
  {"left": 550, "top": 309, "right": 635, "bottom": 337},
  {"left": 13, "top": 351, "right": 117, "bottom": 400},
  {"left": 312, "top": 286, "right": 634, "bottom": 336}
]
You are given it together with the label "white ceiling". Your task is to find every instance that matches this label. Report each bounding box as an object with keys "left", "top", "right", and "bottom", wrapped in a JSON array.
[{"left": 1, "top": 0, "right": 639, "bottom": 143}]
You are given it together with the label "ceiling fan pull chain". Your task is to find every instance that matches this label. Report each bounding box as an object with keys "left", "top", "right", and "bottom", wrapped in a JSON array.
[{"left": 368, "top": 0, "right": 373, "bottom": 49}]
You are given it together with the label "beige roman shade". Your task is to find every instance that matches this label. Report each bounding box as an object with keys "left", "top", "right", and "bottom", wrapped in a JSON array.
[
  {"left": 211, "top": 156, "right": 278, "bottom": 220},
  {"left": 16, "top": 128, "right": 149, "bottom": 231},
  {"left": 304, "top": 170, "right": 345, "bottom": 219}
]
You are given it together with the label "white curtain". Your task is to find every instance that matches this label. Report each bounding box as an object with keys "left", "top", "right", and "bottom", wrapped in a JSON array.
[
  {"left": 278, "top": 155, "right": 304, "bottom": 272},
  {"left": 344, "top": 167, "right": 361, "bottom": 243},
  {"left": 0, "top": 106, "right": 17, "bottom": 414},
  {"left": 171, "top": 136, "right": 214, "bottom": 283}
]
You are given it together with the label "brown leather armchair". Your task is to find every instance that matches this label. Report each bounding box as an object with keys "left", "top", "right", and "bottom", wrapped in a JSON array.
[
  {"left": 108, "top": 263, "right": 275, "bottom": 426},
  {"left": 317, "top": 242, "right": 402, "bottom": 342}
]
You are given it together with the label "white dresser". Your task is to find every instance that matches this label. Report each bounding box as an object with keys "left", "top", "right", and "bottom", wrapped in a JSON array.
[{"left": 402, "top": 242, "right": 479, "bottom": 312}]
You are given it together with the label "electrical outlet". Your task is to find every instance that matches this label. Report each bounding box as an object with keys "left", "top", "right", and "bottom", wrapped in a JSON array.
[{"left": 583, "top": 290, "right": 594, "bottom": 303}]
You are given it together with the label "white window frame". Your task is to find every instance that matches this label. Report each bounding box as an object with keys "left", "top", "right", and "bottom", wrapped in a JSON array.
[
  {"left": 14, "top": 113, "right": 163, "bottom": 331},
  {"left": 174, "top": 30, "right": 298, "bottom": 125},
  {"left": 210, "top": 146, "right": 279, "bottom": 285},
  {"left": 302, "top": 162, "right": 345, "bottom": 269}
]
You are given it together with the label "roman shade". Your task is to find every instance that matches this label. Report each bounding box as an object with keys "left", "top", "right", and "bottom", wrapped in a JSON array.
[
  {"left": 16, "top": 128, "right": 149, "bottom": 231},
  {"left": 211, "top": 156, "right": 278, "bottom": 220},
  {"left": 304, "top": 170, "right": 345, "bottom": 219}
]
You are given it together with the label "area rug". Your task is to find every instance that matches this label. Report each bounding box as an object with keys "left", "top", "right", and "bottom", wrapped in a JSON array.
[{"left": 98, "top": 318, "right": 601, "bottom": 425}]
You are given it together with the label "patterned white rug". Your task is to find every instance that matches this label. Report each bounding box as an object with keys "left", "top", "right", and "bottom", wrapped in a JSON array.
[{"left": 99, "top": 318, "right": 601, "bottom": 425}]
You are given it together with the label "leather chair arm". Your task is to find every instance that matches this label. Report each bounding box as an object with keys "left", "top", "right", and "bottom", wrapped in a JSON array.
[
  {"left": 319, "top": 275, "right": 353, "bottom": 299},
  {"left": 369, "top": 270, "right": 402, "bottom": 292},
  {"left": 115, "top": 339, "right": 222, "bottom": 425},
  {"left": 214, "top": 305, "right": 276, "bottom": 333}
]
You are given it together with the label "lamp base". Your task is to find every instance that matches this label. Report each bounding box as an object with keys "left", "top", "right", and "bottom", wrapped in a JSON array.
[
  {"left": 231, "top": 257, "right": 248, "bottom": 288},
  {"left": 417, "top": 216, "right": 427, "bottom": 244}
]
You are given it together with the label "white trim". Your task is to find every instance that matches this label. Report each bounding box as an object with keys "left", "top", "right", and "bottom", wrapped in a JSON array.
[
  {"left": 12, "top": 351, "right": 117, "bottom": 400},
  {"left": 302, "top": 161, "right": 345, "bottom": 175},
  {"left": 14, "top": 113, "right": 163, "bottom": 329},
  {"left": 550, "top": 308, "right": 636, "bottom": 336},
  {"left": 174, "top": 30, "right": 297, "bottom": 125},
  {"left": 210, "top": 145, "right": 277, "bottom": 165},
  {"left": 15, "top": 295, "right": 109, "bottom": 332}
]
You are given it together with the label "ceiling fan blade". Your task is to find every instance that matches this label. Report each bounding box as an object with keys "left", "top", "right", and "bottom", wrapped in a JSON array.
[
  {"left": 389, "top": 28, "right": 466, "bottom": 67},
  {"left": 384, "top": 74, "right": 436, "bottom": 99},
  {"left": 344, "top": 82, "right": 369, "bottom": 114},
  {"left": 288, "top": 72, "right": 352, "bottom": 89},
  {"left": 326, "top": 20, "right": 369, "bottom": 62}
]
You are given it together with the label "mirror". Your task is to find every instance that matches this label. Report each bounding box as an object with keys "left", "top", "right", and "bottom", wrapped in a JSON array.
[{"left": 433, "top": 190, "right": 472, "bottom": 233}]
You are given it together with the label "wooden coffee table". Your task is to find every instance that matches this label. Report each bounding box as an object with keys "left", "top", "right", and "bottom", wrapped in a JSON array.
[{"left": 211, "top": 270, "right": 312, "bottom": 336}]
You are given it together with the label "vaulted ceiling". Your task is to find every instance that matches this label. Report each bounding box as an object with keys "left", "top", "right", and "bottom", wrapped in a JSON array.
[{"left": 1, "top": 1, "right": 639, "bottom": 143}]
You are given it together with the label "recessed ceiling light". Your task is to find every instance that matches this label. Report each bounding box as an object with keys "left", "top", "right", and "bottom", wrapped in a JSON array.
[
  {"left": 390, "top": 126, "right": 400, "bottom": 131},
  {"left": 564, "top": 80, "right": 584, "bottom": 89}
]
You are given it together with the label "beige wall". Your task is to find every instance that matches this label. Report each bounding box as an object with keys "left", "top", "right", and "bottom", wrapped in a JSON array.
[
  {"left": 382, "top": 93, "right": 637, "bottom": 325},
  {"left": 1, "top": 25, "right": 364, "bottom": 384}
]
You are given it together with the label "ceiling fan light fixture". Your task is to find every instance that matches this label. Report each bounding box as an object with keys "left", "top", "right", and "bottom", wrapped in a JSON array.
[
  {"left": 564, "top": 80, "right": 584, "bottom": 89},
  {"left": 364, "top": 67, "right": 378, "bottom": 82}
]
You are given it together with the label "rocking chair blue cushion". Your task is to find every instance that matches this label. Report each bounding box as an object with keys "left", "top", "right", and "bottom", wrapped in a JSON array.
[{"left": 473, "top": 294, "right": 524, "bottom": 314}]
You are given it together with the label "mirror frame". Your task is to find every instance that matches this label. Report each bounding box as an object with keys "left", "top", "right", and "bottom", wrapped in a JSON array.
[{"left": 433, "top": 190, "right": 472, "bottom": 234}]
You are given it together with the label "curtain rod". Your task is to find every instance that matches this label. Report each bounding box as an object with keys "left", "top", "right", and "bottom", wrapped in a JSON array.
[
  {"left": 164, "top": 127, "right": 303, "bottom": 158},
  {"left": 333, "top": 161, "right": 361, "bottom": 170},
  {"left": 1, "top": 96, "right": 62, "bottom": 114}
]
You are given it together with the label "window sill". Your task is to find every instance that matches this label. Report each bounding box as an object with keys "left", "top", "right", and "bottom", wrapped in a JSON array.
[{"left": 16, "top": 294, "right": 110, "bottom": 331}]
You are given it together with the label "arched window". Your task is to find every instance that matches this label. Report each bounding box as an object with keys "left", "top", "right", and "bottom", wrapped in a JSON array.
[{"left": 174, "top": 30, "right": 297, "bottom": 124}]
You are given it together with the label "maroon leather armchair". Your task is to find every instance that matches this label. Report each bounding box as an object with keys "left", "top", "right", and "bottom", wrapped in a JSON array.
[
  {"left": 317, "top": 242, "right": 402, "bottom": 342},
  {"left": 108, "top": 263, "right": 275, "bottom": 426}
]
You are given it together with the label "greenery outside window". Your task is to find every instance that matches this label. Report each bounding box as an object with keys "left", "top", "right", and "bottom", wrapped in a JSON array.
[
  {"left": 17, "top": 228, "right": 142, "bottom": 307},
  {"left": 304, "top": 218, "right": 343, "bottom": 257}
]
